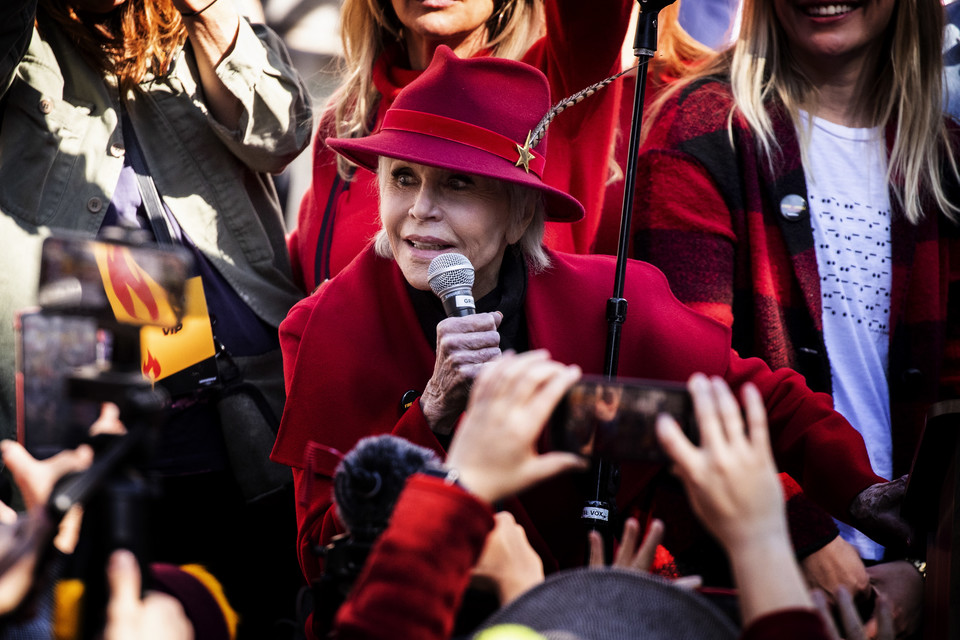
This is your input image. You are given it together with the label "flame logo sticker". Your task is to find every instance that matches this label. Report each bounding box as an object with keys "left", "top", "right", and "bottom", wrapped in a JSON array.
[
  {"left": 94, "top": 244, "right": 178, "bottom": 327},
  {"left": 142, "top": 350, "right": 162, "bottom": 380}
]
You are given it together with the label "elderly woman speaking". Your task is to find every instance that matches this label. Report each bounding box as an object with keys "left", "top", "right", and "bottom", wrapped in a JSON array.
[{"left": 270, "top": 47, "right": 902, "bottom": 589}]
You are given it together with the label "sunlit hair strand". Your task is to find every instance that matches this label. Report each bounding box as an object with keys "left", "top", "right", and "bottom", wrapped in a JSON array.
[
  {"left": 332, "top": 0, "right": 544, "bottom": 179},
  {"left": 38, "top": 0, "right": 186, "bottom": 95}
]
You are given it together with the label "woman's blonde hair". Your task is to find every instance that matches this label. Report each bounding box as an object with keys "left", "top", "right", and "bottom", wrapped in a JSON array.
[
  {"left": 648, "top": 0, "right": 957, "bottom": 224},
  {"left": 332, "top": 0, "right": 544, "bottom": 178},
  {"left": 38, "top": 0, "right": 186, "bottom": 94},
  {"left": 653, "top": 4, "right": 714, "bottom": 82},
  {"left": 373, "top": 157, "right": 549, "bottom": 272}
]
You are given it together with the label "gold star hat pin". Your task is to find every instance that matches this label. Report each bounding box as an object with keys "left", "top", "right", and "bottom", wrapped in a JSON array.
[{"left": 514, "top": 65, "right": 637, "bottom": 174}]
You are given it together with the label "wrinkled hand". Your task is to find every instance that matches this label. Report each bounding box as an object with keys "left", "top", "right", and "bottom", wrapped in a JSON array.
[
  {"left": 801, "top": 536, "right": 871, "bottom": 605},
  {"left": 104, "top": 550, "right": 194, "bottom": 640},
  {"left": 471, "top": 512, "right": 544, "bottom": 606},
  {"left": 864, "top": 560, "right": 923, "bottom": 639},
  {"left": 422, "top": 311, "right": 503, "bottom": 434},
  {"left": 588, "top": 517, "right": 663, "bottom": 573},
  {"left": 813, "top": 586, "right": 895, "bottom": 640},
  {"left": 445, "top": 350, "right": 586, "bottom": 504},
  {"left": 848, "top": 476, "right": 912, "bottom": 551},
  {"left": 657, "top": 375, "right": 786, "bottom": 551}
]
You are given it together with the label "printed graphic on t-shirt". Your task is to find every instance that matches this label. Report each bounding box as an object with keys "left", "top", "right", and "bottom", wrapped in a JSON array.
[{"left": 810, "top": 195, "right": 891, "bottom": 340}]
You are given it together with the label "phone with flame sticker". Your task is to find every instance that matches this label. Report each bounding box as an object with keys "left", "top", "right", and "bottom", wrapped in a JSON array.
[{"left": 16, "top": 233, "right": 195, "bottom": 457}]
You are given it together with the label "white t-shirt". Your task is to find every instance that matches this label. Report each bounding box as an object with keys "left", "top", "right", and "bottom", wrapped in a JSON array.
[{"left": 801, "top": 112, "right": 892, "bottom": 561}]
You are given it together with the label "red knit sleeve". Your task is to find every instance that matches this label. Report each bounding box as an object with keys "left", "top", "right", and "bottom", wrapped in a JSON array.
[{"left": 722, "top": 354, "right": 885, "bottom": 520}]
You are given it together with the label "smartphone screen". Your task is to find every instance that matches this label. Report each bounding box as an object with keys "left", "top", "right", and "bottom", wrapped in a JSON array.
[
  {"left": 15, "top": 310, "right": 103, "bottom": 459},
  {"left": 548, "top": 375, "right": 695, "bottom": 462}
]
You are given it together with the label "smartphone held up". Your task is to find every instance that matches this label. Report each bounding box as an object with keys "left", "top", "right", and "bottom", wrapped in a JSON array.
[{"left": 548, "top": 375, "right": 696, "bottom": 463}]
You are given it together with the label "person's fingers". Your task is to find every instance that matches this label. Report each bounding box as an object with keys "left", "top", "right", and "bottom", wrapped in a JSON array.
[
  {"left": 138, "top": 592, "right": 192, "bottom": 634},
  {"left": 1, "top": 441, "right": 37, "bottom": 479},
  {"left": 656, "top": 413, "right": 701, "bottom": 473},
  {"left": 505, "top": 356, "right": 572, "bottom": 409},
  {"left": 1, "top": 441, "right": 45, "bottom": 509},
  {"left": 90, "top": 402, "right": 125, "bottom": 436},
  {"left": 53, "top": 506, "right": 84, "bottom": 555},
  {"left": 529, "top": 364, "right": 580, "bottom": 425},
  {"left": 613, "top": 517, "right": 640, "bottom": 567},
  {"left": 106, "top": 550, "right": 142, "bottom": 619},
  {"left": 740, "top": 383, "right": 771, "bottom": 455},
  {"left": 872, "top": 593, "right": 895, "bottom": 640},
  {"left": 710, "top": 377, "right": 746, "bottom": 445},
  {"left": 671, "top": 575, "right": 703, "bottom": 590},
  {"left": 49, "top": 445, "right": 95, "bottom": 477},
  {"left": 835, "top": 585, "right": 868, "bottom": 640},
  {"left": 634, "top": 518, "right": 664, "bottom": 571},
  {"left": 687, "top": 374, "right": 723, "bottom": 449},
  {"left": 811, "top": 588, "right": 842, "bottom": 640},
  {"left": 471, "top": 350, "right": 547, "bottom": 405},
  {"left": 0, "top": 501, "right": 16, "bottom": 525},
  {"left": 521, "top": 453, "right": 588, "bottom": 489},
  {"left": 588, "top": 530, "right": 605, "bottom": 567}
]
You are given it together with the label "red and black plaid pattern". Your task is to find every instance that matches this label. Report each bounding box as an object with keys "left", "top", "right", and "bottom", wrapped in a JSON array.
[{"left": 634, "top": 77, "right": 960, "bottom": 478}]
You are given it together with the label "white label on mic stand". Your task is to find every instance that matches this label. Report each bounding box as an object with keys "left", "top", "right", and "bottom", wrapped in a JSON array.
[
  {"left": 582, "top": 506, "right": 609, "bottom": 522},
  {"left": 455, "top": 295, "right": 474, "bottom": 308}
]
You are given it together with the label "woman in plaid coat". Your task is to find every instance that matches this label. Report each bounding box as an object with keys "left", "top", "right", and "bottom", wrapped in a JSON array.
[{"left": 633, "top": 0, "right": 960, "bottom": 634}]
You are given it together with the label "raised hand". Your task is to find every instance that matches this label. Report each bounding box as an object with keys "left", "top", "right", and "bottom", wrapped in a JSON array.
[
  {"left": 445, "top": 349, "right": 586, "bottom": 504},
  {"left": 588, "top": 517, "right": 663, "bottom": 573},
  {"left": 657, "top": 374, "right": 814, "bottom": 626},
  {"left": 471, "top": 511, "right": 545, "bottom": 605},
  {"left": 104, "top": 550, "right": 193, "bottom": 640}
]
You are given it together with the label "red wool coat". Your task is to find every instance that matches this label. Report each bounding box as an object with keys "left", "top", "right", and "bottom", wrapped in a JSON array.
[
  {"left": 286, "top": 0, "right": 634, "bottom": 292},
  {"left": 270, "top": 246, "right": 883, "bottom": 587}
]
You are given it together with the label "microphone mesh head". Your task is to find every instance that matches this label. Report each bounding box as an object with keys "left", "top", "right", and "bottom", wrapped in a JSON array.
[{"left": 428, "top": 253, "right": 475, "bottom": 297}]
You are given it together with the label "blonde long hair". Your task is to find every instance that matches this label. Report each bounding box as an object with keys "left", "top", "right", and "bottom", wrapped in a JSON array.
[
  {"left": 331, "top": 0, "right": 544, "bottom": 178},
  {"left": 648, "top": 0, "right": 957, "bottom": 224},
  {"left": 38, "top": 0, "right": 186, "bottom": 94},
  {"left": 653, "top": 4, "right": 714, "bottom": 82}
]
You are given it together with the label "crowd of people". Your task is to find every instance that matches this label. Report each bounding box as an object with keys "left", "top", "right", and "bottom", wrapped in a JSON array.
[{"left": 0, "top": 0, "right": 956, "bottom": 638}]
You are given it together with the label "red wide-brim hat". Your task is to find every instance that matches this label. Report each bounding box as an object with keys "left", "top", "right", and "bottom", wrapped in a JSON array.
[{"left": 326, "top": 46, "right": 585, "bottom": 223}]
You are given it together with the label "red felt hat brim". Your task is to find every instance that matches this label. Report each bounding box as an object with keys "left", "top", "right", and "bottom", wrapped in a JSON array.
[{"left": 327, "top": 130, "right": 585, "bottom": 223}]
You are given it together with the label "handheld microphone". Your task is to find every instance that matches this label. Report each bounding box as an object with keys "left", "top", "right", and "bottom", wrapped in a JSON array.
[{"left": 428, "top": 253, "right": 476, "bottom": 317}]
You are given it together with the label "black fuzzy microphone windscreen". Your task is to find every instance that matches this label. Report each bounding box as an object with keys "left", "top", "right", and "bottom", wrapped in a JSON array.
[{"left": 333, "top": 435, "right": 439, "bottom": 541}]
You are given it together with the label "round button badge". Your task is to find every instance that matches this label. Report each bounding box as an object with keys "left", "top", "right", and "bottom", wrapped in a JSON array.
[{"left": 779, "top": 194, "right": 807, "bottom": 221}]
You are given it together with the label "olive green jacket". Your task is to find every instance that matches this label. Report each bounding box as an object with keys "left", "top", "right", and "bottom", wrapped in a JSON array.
[{"left": 0, "top": 4, "right": 311, "bottom": 461}]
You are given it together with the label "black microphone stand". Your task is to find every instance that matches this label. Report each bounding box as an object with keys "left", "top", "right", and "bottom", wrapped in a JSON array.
[{"left": 583, "top": 0, "right": 677, "bottom": 563}]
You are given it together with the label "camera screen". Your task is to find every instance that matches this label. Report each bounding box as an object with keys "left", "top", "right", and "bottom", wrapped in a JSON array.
[
  {"left": 37, "top": 234, "right": 192, "bottom": 327},
  {"left": 16, "top": 311, "right": 102, "bottom": 458},
  {"left": 549, "top": 376, "right": 694, "bottom": 462}
]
